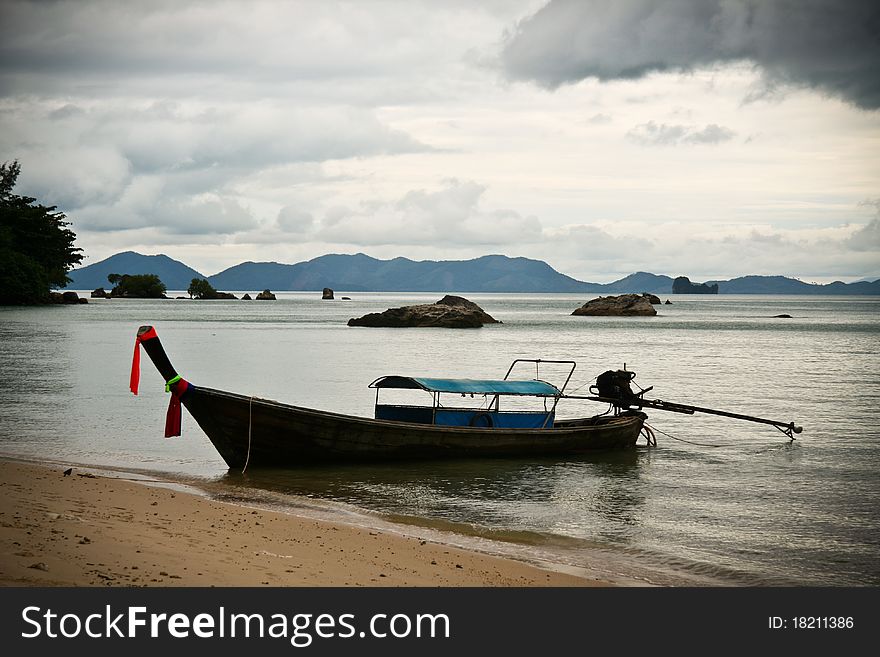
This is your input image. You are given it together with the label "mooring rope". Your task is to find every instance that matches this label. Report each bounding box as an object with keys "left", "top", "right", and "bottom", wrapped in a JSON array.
[
  {"left": 242, "top": 395, "right": 254, "bottom": 474},
  {"left": 644, "top": 422, "right": 738, "bottom": 448}
]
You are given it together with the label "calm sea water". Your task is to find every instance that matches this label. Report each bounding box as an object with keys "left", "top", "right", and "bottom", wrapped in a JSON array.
[{"left": 1, "top": 292, "right": 878, "bottom": 586}]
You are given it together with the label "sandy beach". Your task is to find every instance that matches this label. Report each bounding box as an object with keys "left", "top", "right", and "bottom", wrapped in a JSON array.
[{"left": 0, "top": 459, "right": 610, "bottom": 587}]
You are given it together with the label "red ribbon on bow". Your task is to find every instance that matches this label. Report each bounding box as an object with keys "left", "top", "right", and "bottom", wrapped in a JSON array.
[
  {"left": 129, "top": 326, "right": 158, "bottom": 396},
  {"left": 165, "top": 379, "right": 190, "bottom": 438},
  {"left": 129, "top": 326, "right": 191, "bottom": 438}
]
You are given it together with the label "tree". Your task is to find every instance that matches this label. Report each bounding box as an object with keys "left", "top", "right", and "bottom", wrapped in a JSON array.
[
  {"left": 109, "top": 273, "right": 167, "bottom": 298},
  {"left": 0, "top": 250, "right": 49, "bottom": 305},
  {"left": 0, "top": 160, "right": 82, "bottom": 304},
  {"left": 188, "top": 277, "right": 218, "bottom": 299}
]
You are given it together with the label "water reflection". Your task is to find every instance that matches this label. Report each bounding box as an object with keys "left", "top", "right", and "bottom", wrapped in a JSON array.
[{"left": 217, "top": 449, "right": 649, "bottom": 545}]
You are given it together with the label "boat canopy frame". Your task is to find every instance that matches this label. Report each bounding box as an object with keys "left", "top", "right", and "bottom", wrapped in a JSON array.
[
  {"left": 369, "top": 376, "right": 561, "bottom": 397},
  {"left": 369, "top": 359, "right": 577, "bottom": 428}
]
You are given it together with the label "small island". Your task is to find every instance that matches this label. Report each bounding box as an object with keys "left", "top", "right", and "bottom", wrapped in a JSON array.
[
  {"left": 348, "top": 295, "right": 500, "bottom": 328},
  {"left": 108, "top": 273, "right": 168, "bottom": 298},
  {"left": 672, "top": 276, "right": 719, "bottom": 294},
  {"left": 187, "top": 278, "right": 237, "bottom": 299}
]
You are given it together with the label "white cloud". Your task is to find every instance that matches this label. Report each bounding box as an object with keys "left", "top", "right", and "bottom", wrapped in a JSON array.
[
  {"left": 17, "top": 146, "right": 132, "bottom": 210},
  {"left": 3, "top": 96, "right": 426, "bottom": 237},
  {"left": 277, "top": 207, "right": 315, "bottom": 234},
  {"left": 316, "top": 179, "right": 543, "bottom": 246},
  {"left": 77, "top": 183, "right": 258, "bottom": 236},
  {"left": 626, "top": 121, "right": 736, "bottom": 146},
  {"left": 846, "top": 219, "right": 880, "bottom": 252}
]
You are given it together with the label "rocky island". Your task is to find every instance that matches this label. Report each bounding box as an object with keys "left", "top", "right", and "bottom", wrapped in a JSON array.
[
  {"left": 571, "top": 294, "right": 657, "bottom": 316},
  {"left": 48, "top": 291, "right": 88, "bottom": 304},
  {"left": 348, "top": 295, "right": 500, "bottom": 328},
  {"left": 672, "top": 276, "right": 719, "bottom": 294}
]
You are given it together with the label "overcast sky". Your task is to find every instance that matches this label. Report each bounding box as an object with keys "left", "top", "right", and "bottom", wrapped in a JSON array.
[{"left": 1, "top": 0, "right": 878, "bottom": 282}]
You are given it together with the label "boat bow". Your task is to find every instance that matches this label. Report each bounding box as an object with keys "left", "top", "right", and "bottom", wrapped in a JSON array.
[{"left": 130, "top": 325, "right": 195, "bottom": 437}]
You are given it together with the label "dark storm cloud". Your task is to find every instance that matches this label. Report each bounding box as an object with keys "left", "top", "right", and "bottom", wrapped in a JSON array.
[{"left": 502, "top": 0, "right": 880, "bottom": 109}]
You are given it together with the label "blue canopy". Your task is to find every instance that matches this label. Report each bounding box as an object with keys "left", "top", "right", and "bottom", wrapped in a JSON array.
[{"left": 370, "top": 376, "right": 561, "bottom": 397}]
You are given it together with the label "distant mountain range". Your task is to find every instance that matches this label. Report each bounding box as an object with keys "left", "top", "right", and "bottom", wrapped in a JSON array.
[
  {"left": 67, "top": 252, "right": 206, "bottom": 291},
  {"left": 65, "top": 251, "right": 880, "bottom": 295},
  {"left": 206, "top": 253, "right": 608, "bottom": 293}
]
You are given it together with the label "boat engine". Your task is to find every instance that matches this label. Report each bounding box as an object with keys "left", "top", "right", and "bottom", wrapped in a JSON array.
[{"left": 592, "top": 369, "right": 639, "bottom": 402}]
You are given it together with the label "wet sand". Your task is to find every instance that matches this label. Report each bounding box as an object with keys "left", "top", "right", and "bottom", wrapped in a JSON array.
[{"left": 0, "top": 459, "right": 613, "bottom": 587}]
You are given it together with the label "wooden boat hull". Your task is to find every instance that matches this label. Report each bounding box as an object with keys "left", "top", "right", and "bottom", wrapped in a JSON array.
[{"left": 183, "top": 387, "right": 646, "bottom": 469}]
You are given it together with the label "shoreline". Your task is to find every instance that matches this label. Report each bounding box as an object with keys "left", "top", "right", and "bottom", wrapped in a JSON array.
[{"left": 0, "top": 457, "right": 620, "bottom": 587}]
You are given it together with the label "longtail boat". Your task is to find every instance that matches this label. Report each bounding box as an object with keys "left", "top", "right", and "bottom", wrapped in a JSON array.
[{"left": 130, "top": 326, "right": 801, "bottom": 469}]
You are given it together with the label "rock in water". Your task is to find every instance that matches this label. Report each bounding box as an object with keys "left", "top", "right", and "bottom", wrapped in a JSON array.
[
  {"left": 571, "top": 294, "right": 657, "bottom": 317},
  {"left": 641, "top": 293, "right": 661, "bottom": 304},
  {"left": 672, "top": 276, "right": 719, "bottom": 294},
  {"left": 322, "top": 288, "right": 334, "bottom": 299},
  {"left": 348, "top": 295, "right": 500, "bottom": 328},
  {"left": 255, "top": 290, "right": 276, "bottom": 300},
  {"left": 434, "top": 295, "right": 499, "bottom": 324}
]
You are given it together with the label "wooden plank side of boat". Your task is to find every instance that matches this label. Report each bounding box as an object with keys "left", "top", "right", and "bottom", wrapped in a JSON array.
[{"left": 183, "top": 386, "right": 645, "bottom": 468}]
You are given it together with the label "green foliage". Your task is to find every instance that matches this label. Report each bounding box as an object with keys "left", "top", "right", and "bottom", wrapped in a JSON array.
[
  {"left": 109, "top": 273, "right": 167, "bottom": 298},
  {"left": 0, "top": 248, "right": 49, "bottom": 304},
  {"left": 187, "top": 277, "right": 218, "bottom": 299},
  {"left": 0, "top": 160, "right": 83, "bottom": 304}
]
